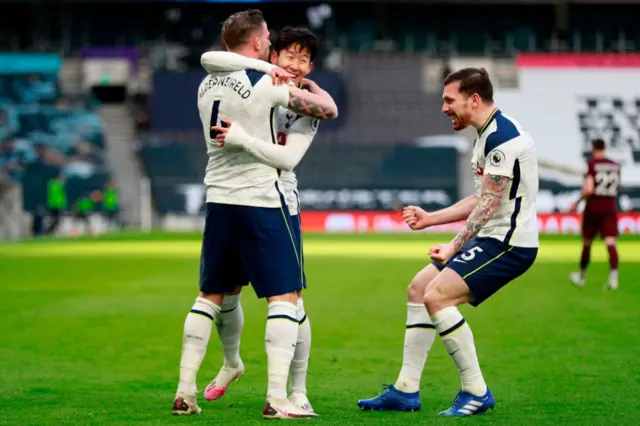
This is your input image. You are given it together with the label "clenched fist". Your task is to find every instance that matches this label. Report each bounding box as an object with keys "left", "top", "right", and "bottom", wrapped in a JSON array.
[{"left": 403, "top": 205, "right": 432, "bottom": 230}]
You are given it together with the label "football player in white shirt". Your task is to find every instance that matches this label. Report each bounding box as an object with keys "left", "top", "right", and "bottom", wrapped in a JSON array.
[
  {"left": 358, "top": 68, "right": 539, "bottom": 417},
  {"left": 172, "top": 10, "right": 337, "bottom": 419},
  {"left": 199, "top": 27, "right": 323, "bottom": 417}
]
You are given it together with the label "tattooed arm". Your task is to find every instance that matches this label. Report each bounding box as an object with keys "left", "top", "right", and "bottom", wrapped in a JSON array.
[
  {"left": 257, "top": 74, "right": 337, "bottom": 120},
  {"left": 451, "top": 174, "right": 511, "bottom": 251},
  {"left": 287, "top": 86, "right": 338, "bottom": 120}
]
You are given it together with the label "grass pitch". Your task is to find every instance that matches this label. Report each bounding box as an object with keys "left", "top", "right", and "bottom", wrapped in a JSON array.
[{"left": 0, "top": 233, "right": 638, "bottom": 425}]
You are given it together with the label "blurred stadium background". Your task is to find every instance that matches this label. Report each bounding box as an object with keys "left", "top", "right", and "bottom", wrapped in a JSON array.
[{"left": 3, "top": 0, "right": 640, "bottom": 239}]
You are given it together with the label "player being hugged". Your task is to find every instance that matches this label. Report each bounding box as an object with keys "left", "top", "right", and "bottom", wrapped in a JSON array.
[
  {"left": 357, "top": 68, "right": 539, "bottom": 417},
  {"left": 171, "top": 9, "right": 337, "bottom": 419},
  {"left": 199, "top": 27, "right": 327, "bottom": 416},
  {"left": 569, "top": 138, "right": 620, "bottom": 290}
]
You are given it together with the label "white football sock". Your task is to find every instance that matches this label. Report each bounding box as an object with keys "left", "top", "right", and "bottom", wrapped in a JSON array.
[
  {"left": 266, "top": 301, "right": 299, "bottom": 400},
  {"left": 395, "top": 302, "right": 436, "bottom": 393},
  {"left": 432, "top": 306, "right": 487, "bottom": 397},
  {"left": 290, "top": 298, "right": 311, "bottom": 395},
  {"left": 177, "top": 297, "right": 220, "bottom": 396},
  {"left": 215, "top": 294, "right": 244, "bottom": 368}
]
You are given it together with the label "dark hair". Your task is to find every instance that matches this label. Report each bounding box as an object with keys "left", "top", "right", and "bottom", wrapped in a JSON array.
[
  {"left": 272, "top": 27, "right": 318, "bottom": 62},
  {"left": 443, "top": 67, "right": 494, "bottom": 103},
  {"left": 592, "top": 138, "right": 606, "bottom": 151},
  {"left": 221, "top": 9, "right": 265, "bottom": 51}
]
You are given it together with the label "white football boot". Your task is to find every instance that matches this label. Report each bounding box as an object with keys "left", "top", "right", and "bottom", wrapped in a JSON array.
[
  {"left": 262, "top": 397, "right": 317, "bottom": 419},
  {"left": 172, "top": 393, "right": 202, "bottom": 416},
  {"left": 288, "top": 391, "right": 318, "bottom": 417},
  {"left": 203, "top": 361, "right": 245, "bottom": 401},
  {"left": 569, "top": 272, "right": 586, "bottom": 288}
]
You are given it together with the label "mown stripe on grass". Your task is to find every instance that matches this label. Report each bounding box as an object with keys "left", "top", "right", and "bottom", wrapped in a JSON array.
[{"left": 1, "top": 240, "right": 639, "bottom": 262}]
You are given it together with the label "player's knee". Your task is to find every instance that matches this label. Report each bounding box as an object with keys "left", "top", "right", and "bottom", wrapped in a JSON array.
[
  {"left": 198, "top": 292, "right": 224, "bottom": 306},
  {"left": 422, "top": 279, "right": 445, "bottom": 314},
  {"left": 225, "top": 286, "right": 243, "bottom": 296},
  {"left": 582, "top": 238, "right": 592, "bottom": 247},
  {"left": 423, "top": 292, "right": 442, "bottom": 316},
  {"left": 408, "top": 266, "right": 437, "bottom": 302},
  {"left": 407, "top": 280, "right": 424, "bottom": 302},
  {"left": 604, "top": 236, "right": 617, "bottom": 246},
  {"left": 267, "top": 291, "right": 299, "bottom": 304},
  {"left": 221, "top": 293, "right": 241, "bottom": 311},
  {"left": 423, "top": 271, "right": 469, "bottom": 314}
]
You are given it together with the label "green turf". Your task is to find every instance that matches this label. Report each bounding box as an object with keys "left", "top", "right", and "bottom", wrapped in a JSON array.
[{"left": 0, "top": 233, "right": 638, "bottom": 425}]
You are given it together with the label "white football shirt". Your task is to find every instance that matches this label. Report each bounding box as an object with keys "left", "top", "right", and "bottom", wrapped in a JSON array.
[
  {"left": 470, "top": 109, "right": 539, "bottom": 248},
  {"left": 198, "top": 69, "right": 290, "bottom": 207},
  {"left": 275, "top": 107, "right": 319, "bottom": 215}
]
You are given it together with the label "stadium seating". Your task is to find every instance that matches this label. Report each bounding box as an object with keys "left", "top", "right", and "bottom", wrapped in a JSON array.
[
  {"left": 312, "top": 52, "right": 451, "bottom": 145},
  {"left": 2, "top": 3, "right": 639, "bottom": 57},
  {"left": 0, "top": 72, "right": 109, "bottom": 213}
]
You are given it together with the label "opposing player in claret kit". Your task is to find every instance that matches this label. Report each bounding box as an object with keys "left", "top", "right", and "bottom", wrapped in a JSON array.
[
  {"left": 199, "top": 26, "right": 327, "bottom": 416},
  {"left": 569, "top": 138, "right": 621, "bottom": 290},
  {"left": 171, "top": 9, "right": 337, "bottom": 419},
  {"left": 357, "top": 68, "right": 539, "bottom": 416}
]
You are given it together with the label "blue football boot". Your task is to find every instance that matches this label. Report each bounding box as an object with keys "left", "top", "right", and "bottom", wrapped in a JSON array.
[
  {"left": 438, "top": 389, "right": 495, "bottom": 416},
  {"left": 357, "top": 385, "right": 421, "bottom": 412}
]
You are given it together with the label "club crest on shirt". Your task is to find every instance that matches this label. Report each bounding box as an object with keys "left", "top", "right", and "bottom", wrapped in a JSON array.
[{"left": 488, "top": 150, "right": 505, "bottom": 167}]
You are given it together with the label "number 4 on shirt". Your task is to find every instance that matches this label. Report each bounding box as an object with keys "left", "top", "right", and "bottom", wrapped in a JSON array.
[{"left": 209, "top": 100, "right": 229, "bottom": 139}]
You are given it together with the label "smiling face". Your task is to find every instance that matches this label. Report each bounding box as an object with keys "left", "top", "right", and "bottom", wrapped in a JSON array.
[
  {"left": 271, "top": 43, "right": 313, "bottom": 85},
  {"left": 270, "top": 27, "right": 318, "bottom": 86},
  {"left": 441, "top": 68, "right": 495, "bottom": 132},
  {"left": 442, "top": 81, "right": 479, "bottom": 131}
]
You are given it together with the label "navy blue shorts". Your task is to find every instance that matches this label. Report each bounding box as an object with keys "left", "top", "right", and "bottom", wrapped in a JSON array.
[
  {"left": 432, "top": 237, "right": 537, "bottom": 307},
  {"left": 290, "top": 213, "right": 307, "bottom": 289},
  {"left": 199, "top": 200, "right": 303, "bottom": 299}
]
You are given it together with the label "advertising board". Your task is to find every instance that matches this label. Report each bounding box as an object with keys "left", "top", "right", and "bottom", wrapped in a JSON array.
[{"left": 297, "top": 211, "right": 640, "bottom": 235}]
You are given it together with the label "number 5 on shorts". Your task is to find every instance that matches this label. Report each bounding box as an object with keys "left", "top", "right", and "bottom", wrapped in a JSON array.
[{"left": 460, "top": 246, "right": 484, "bottom": 261}]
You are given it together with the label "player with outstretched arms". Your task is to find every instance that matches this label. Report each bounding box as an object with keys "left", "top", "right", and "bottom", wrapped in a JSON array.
[
  {"left": 357, "top": 68, "right": 539, "bottom": 416},
  {"left": 569, "top": 138, "right": 621, "bottom": 290},
  {"left": 198, "top": 27, "right": 325, "bottom": 416},
  {"left": 171, "top": 10, "right": 337, "bottom": 419}
]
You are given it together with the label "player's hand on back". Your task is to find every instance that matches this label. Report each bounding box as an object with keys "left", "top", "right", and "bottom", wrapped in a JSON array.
[
  {"left": 403, "top": 205, "right": 431, "bottom": 230},
  {"left": 211, "top": 119, "right": 254, "bottom": 150},
  {"left": 211, "top": 119, "right": 232, "bottom": 147},
  {"left": 269, "top": 67, "right": 294, "bottom": 86}
]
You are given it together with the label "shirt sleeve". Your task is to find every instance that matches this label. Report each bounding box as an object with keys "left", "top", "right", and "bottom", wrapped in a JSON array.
[
  {"left": 200, "top": 51, "right": 275, "bottom": 74},
  {"left": 255, "top": 75, "right": 290, "bottom": 108},
  {"left": 484, "top": 137, "right": 521, "bottom": 178},
  {"left": 288, "top": 115, "right": 319, "bottom": 139},
  {"left": 225, "top": 121, "right": 313, "bottom": 171}
]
